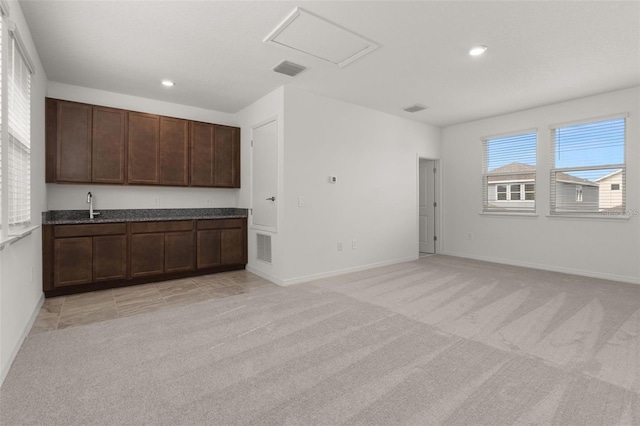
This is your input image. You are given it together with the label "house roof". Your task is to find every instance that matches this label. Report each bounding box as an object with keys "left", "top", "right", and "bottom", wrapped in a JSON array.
[
  {"left": 594, "top": 169, "right": 623, "bottom": 182},
  {"left": 487, "top": 162, "right": 599, "bottom": 186},
  {"left": 487, "top": 162, "right": 535, "bottom": 183},
  {"left": 555, "top": 172, "right": 598, "bottom": 186},
  {"left": 489, "top": 162, "right": 535, "bottom": 174}
]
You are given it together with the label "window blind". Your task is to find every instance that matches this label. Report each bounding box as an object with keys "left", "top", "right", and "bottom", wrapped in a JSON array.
[
  {"left": 7, "top": 27, "right": 31, "bottom": 228},
  {"left": 550, "top": 116, "right": 626, "bottom": 215},
  {"left": 482, "top": 131, "right": 537, "bottom": 213}
]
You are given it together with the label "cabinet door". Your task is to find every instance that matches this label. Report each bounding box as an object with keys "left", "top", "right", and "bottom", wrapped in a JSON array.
[
  {"left": 54, "top": 237, "right": 93, "bottom": 287},
  {"left": 93, "top": 235, "right": 127, "bottom": 282},
  {"left": 92, "top": 107, "right": 126, "bottom": 183},
  {"left": 56, "top": 101, "right": 92, "bottom": 182},
  {"left": 197, "top": 229, "right": 221, "bottom": 269},
  {"left": 130, "top": 233, "right": 164, "bottom": 277},
  {"left": 214, "top": 126, "right": 240, "bottom": 188},
  {"left": 165, "top": 231, "right": 195, "bottom": 273},
  {"left": 190, "top": 121, "right": 215, "bottom": 186},
  {"left": 159, "top": 116, "right": 189, "bottom": 186},
  {"left": 128, "top": 112, "right": 159, "bottom": 184},
  {"left": 221, "top": 227, "right": 245, "bottom": 265}
]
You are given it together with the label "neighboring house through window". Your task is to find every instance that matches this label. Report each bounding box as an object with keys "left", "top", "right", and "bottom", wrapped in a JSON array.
[
  {"left": 550, "top": 115, "right": 626, "bottom": 215},
  {"left": 595, "top": 169, "right": 624, "bottom": 210},
  {"left": 482, "top": 130, "right": 537, "bottom": 213}
]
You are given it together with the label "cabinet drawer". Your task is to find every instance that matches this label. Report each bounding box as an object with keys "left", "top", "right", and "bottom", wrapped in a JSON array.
[
  {"left": 54, "top": 223, "right": 126, "bottom": 238},
  {"left": 197, "top": 218, "right": 245, "bottom": 230},
  {"left": 130, "top": 220, "right": 193, "bottom": 234}
]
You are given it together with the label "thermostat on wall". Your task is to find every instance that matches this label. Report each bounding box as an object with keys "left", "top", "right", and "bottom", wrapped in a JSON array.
[{"left": 329, "top": 176, "right": 337, "bottom": 184}]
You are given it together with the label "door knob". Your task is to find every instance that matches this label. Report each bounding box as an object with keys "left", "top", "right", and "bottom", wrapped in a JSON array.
[{"left": 266, "top": 196, "right": 276, "bottom": 201}]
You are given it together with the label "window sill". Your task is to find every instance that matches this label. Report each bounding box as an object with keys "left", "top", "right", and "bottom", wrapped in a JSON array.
[
  {"left": 480, "top": 212, "right": 538, "bottom": 218},
  {"left": 546, "top": 214, "right": 632, "bottom": 221},
  {"left": 0, "top": 225, "right": 40, "bottom": 250}
]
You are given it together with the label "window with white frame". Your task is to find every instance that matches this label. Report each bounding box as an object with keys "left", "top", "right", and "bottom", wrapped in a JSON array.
[
  {"left": 0, "top": 20, "right": 34, "bottom": 236},
  {"left": 575, "top": 185, "right": 583, "bottom": 202},
  {"left": 550, "top": 115, "right": 626, "bottom": 215},
  {"left": 482, "top": 130, "right": 537, "bottom": 213}
]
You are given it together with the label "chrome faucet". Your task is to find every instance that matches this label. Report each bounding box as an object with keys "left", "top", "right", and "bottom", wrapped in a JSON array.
[{"left": 86, "top": 192, "right": 100, "bottom": 219}]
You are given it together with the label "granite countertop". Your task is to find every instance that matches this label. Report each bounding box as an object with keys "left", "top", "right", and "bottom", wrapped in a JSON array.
[{"left": 42, "top": 208, "right": 248, "bottom": 225}]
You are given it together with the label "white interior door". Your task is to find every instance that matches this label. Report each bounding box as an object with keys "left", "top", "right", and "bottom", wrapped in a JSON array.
[
  {"left": 252, "top": 119, "right": 278, "bottom": 230},
  {"left": 419, "top": 159, "right": 435, "bottom": 254}
]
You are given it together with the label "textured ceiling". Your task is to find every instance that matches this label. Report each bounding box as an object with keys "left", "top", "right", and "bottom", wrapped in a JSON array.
[{"left": 20, "top": 1, "right": 640, "bottom": 127}]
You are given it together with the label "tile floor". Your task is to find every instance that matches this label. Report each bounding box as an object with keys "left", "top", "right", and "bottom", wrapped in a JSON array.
[{"left": 30, "top": 270, "right": 276, "bottom": 334}]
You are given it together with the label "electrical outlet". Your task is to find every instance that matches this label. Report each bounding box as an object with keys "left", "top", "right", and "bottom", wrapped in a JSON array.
[
  {"left": 206, "top": 198, "right": 213, "bottom": 206},
  {"left": 337, "top": 242, "right": 343, "bottom": 252},
  {"left": 298, "top": 196, "right": 305, "bottom": 207},
  {"left": 352, "top": 239, "right": 357, "bottom": 249},
  {"left": 153, "top": 197, "right": 160, "bottom": 206}
]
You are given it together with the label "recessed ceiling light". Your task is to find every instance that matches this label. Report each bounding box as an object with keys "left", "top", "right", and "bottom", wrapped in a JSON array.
[
  {"left": 161, "top": 80, "right": 174, "bottom": 87},
  {"left": 469, "top": 45, "right": 488, "bottom": 56}
]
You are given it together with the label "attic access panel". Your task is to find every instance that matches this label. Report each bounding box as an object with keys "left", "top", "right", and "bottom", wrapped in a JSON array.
[{"left": 264, "top": 8, "right": 379, "bottom": 68}]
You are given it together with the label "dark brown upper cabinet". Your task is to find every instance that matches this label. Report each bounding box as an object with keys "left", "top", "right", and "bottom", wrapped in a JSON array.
[
  {"left": 45, "top": 98, "right": 240, "bottom": 188},
  {"left": 159, "top": 116, "right": 189, "bottom": 186},
  {"left": 127, "top": 112, "right": 160, "bottom": 184},
  {"left": 56, "top": 101, "right": 91, "bottom": 182},
  {"left": 214, "top": 125, "right": 240, "bottom": 188},
  {"left": 190, "top": 122, "right": 240, "bottom": 188},
  {"left": 190, "top": 121, "right": 215, "bottom": 187},
  {"left": 46, "top": 99, "right": 126, "bottom": 184},
  {"left": 92, "top": 107, "right": 126, "bottom": 183},
  {"left": 128, "top": 113, "right": 191, "bottom": 186}
]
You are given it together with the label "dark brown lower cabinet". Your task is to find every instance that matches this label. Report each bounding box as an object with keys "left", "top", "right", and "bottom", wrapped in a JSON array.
[
  {"left": 130, "top": 233, "right": 165, "bottom": 277},
  {"left": 165, "top": 231, "right": 195, "bottom": 273},
  {"left": 49, "top": 223, "right": 128, "bottom": 288},
  {"left": 196, "top": 218, "right": 247, "bottom": 269},
  {"left": 197, "top": 229, "right": 221, "bottom": 269},
  {"left": 53, "top": 237, "right": 93, "bottom": 287},
  {"left": 221, "top": 228, "right": 244, "bottom": 265},
  {"left": 93, "top": 235, "right": 127, "bottom": 282},
  {"left": 129, "top": 220, "right": 195, "bottom": 277},
  {"left": 43, "top": 218, "right": 246, "bottom": 296}
]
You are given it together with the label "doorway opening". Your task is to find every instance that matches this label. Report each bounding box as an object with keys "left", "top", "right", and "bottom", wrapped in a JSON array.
[{"left": 418, "top": 158, "right": 438, "bottom": 256}]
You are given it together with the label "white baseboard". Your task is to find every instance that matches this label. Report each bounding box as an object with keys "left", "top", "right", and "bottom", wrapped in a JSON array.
[
  {"left": 280, "top": 256, "right": 418, "bottom": 286},
  {"left": 441, "top": 250, "right": 640, "bottom": 285},
  {"left": 247, "top": 256, "right": 419, "bottom": 287},
  {"left": 0, "top": 292, "right": 45, "bottom": 387},
  {"left": 246, "top": 265, "right": 285, "bottom": 286}
]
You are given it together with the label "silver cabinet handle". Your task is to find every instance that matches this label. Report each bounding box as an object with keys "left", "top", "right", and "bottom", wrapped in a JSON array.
[{"left": 266, "top": 196, "right": 276, "bottom": 201}]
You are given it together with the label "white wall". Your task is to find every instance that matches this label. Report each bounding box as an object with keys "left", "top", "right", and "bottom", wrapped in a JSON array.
[
  {"left": 234, "top": 87, "right": 285, "bottom": 282},
  {"left": 442, "top": 87, "right": 640, "bottom": 284},
  {"left": 281, "top": 87, "right": 441, "bottom": 284},
  {"left": 1, "top": 0, "right": 48, "bottom": 385},
  {"left": 46, "top": 82, "right": 240, "bottom": 210}
]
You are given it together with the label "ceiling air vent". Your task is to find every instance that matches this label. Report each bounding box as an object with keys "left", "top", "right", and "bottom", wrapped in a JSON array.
[
  {"left": 403, "top": 104, "right": 429, "bottom": 113},
  {"left": 273, "top": 60, "right": 306, "bottom": 77}
]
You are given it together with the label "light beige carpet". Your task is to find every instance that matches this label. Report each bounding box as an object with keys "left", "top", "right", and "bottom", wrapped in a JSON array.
[{"left": 1, "top": 255, "right": 639, "bottom": 424}]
